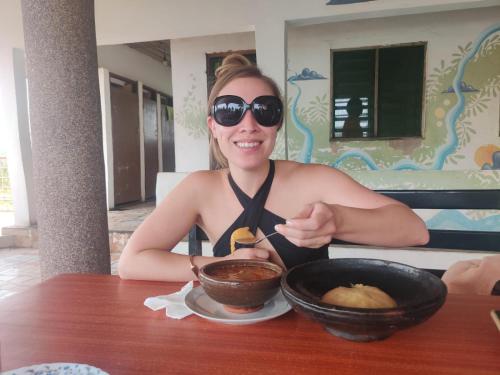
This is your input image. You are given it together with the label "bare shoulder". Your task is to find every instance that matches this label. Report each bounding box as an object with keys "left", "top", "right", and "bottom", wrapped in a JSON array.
[
  {"left": 160, "top": 169, "right": 227, "bottom": 204},
  {"left": 184, "top": 169, "right": 226, "bottom": 186},
  {"left": 274, "top": 160, "right": 387, "bottom": 206},
  {"left": 275, "top": 160, "right": 348, "bottom": 183}
]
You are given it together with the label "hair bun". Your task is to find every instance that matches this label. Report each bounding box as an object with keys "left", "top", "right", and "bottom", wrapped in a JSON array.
[{"left": 215, "top": 54, "right": 253, "bottom": 80}]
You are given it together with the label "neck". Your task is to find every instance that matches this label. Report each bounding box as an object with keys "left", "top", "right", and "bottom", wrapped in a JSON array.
[{"left": 228, "top": 160, "right": 271, "bottom": 197}]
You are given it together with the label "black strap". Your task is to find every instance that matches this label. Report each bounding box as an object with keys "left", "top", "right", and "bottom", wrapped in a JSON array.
[
  {"left": 492, "top": 280, "right": 500, "bottom": 296},
  {"left": 228, "top": 160, "right": 275, "bottom": 236}
]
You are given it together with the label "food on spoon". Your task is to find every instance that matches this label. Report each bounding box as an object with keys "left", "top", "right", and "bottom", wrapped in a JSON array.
[
  {"left": 321, "top": 284, "right": 397, "bottom": 308},
  {"left": 230, "top": 226, "right": 256, "bottom": 253}
]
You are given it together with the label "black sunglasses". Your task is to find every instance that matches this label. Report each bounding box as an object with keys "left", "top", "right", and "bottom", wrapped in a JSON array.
[{"left": 211, "top": 95, "right": 283, "bottom": 127}]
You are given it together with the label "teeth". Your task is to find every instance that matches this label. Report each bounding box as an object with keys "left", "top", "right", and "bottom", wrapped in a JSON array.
[{"left": 236, "top": 142, "right": 260, "bottom": 148}]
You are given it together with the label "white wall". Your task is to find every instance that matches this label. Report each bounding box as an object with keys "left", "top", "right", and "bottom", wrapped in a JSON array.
[
  {"left": 171, "top": 32, "right": 255, "bottom": 172},
  {"left": 97, "top": 44, "right": 172, "bottom": 95},
  {"left": 93, "top": 0, "right": 500, "bottom": 44}
]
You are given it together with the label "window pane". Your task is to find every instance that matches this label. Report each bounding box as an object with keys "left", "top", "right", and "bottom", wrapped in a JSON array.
[
  {"left": 377, "top": 45, "right": 425, "bottom": 137},
  {"left": 332, "top": 49, "right": 375, "bottom": 138}
]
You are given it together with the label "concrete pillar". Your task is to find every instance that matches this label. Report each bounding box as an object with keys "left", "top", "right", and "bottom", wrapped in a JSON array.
[
  {"left": 21, "top": 0, "right": 110, "bottom": 278},
  {"left": 255, "top": 19, "right": 288, "bottom": 160}
]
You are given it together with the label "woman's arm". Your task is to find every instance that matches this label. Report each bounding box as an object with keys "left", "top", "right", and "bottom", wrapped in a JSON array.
[
  {"left": 276, "top": 201, "right": 428, "bottom": 248},
  {"left": 275, "top": 164, "right": 429, "bottom": 248},
  {"left": 118, "top": 172, "right": 205, "bottom": 281},
  {"left": 118, "top": 172, "right": 276, "bottom": 281}
]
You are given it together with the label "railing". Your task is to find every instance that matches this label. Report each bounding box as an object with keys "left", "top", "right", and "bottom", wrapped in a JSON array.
[{"left": 0, "top": 156, "right": 13, "bottom": 211}]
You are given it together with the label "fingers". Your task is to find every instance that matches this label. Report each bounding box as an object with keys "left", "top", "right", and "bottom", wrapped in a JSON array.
[
  {"left": 286, "top": 202, "right": 336, "bottom": 231},
  {"left": 274, "top": 227, "right": 332, "bottom": 248},
  {"left": 277, "top": 232, "right": 332, "bottom": 248},
  {"left": 274, "top": 202, "right": 335, "bottom": 248}
]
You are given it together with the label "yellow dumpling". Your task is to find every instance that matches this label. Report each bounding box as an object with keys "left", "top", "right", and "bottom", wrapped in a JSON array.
[
  {"left": 321, "top": 284, "right": 397, "bottom": 309},
  {"left": 230, "top": 227, "right": 256, "bottom": 254}
]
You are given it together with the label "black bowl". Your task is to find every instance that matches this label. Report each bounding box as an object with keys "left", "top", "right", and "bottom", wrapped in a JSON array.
[{"left": 281, "top": 258, "right": 447, "bottom": 342}]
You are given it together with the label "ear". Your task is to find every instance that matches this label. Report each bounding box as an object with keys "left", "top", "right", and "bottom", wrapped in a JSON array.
[{"left": 207, "top": 116, "right": 217, "bottom": 137}]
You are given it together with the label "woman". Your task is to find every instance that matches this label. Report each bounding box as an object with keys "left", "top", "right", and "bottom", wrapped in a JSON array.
[{"left": 118, "top": 54, "right": 429, "bottom": 282}]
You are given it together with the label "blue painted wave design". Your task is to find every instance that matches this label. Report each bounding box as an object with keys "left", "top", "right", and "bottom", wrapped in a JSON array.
[
  {"left": 289, "top": 80, "right": 314, "bottom": 163},
  {"left": 329, "top": 23, "right": 500, "bottom": 170},
  {"left": 426, "top": 210, "right": 500, "bottom": 232}
]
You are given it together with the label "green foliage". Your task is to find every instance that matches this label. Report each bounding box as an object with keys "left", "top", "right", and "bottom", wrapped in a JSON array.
[
  {"left": 474, "top": 34, "right": 500, "bottom": 61},
  {"left": 177, "top": 77, "right": 208, "bottom": 139},
  {"left": 304, "top": 94, "right": 329, "bottom": 126},
  {"left": 445, "top": 153, "right": 466, "bottom": 166},
  {"left": 451, "top": 42, "right": 472, "bottom": 65},
  {"left": 462, "top": 76, "right": 500, "bottom": 118},
  {"left": 455, "top": 120, "right": 476, "bottom": 149},
  {"left": 426, "top": 59, "right": 456, "bottom": 104}
]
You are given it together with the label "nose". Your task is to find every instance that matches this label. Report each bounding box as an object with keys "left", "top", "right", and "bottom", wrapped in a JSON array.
[{"left": 239, "top": 109, "right": 259, "bottom": 131}]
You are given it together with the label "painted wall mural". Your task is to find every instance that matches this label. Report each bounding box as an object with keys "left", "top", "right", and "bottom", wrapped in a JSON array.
[
  {"left": 476, "top": 146, "right": 500, "bottom": 170},
  {"left": 176, "top": 74, "right": 207, "bottom": 139},
  {"left": 287, "top": 23, "right": 500, "bottom": 172},
  {"left": 287, "top": 22, "right": 500, "bottom": 232}
]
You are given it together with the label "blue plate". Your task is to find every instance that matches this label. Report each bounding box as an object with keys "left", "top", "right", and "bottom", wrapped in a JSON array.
[{"left": 2, "top": 362, "right": 108, "bottom": 375}]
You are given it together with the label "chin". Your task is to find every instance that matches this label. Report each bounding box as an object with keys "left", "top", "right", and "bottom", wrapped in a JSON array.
[{"left": 231, "top": 154, "right": 270, "bottom": 170}]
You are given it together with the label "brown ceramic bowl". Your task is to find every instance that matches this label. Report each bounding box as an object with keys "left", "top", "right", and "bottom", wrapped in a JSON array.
[
  {"left": 198, "top": 259, "right": 283, "bottom": 314},
  {"left": 281, "top": 258, "right": 447, "bottom": 342}
]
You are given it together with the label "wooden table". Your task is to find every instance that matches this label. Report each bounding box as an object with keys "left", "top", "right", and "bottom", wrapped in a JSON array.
[{"left": 0, "top": 274, "right": 499, "bottom": 374}]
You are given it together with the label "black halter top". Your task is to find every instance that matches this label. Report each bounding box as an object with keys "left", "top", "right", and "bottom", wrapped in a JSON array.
[{"left": 212, "top": 160, "right": 328, "bottom": 269}]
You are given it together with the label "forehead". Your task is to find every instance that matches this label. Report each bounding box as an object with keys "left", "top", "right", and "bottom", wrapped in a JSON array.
[{"left": 218, "top": 77, "right": 274, "bottom": 102}]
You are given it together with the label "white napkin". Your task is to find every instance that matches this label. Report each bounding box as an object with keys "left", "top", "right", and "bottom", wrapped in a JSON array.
[{"left": 144, "top": 281, "right": 194, "bottom": 319}]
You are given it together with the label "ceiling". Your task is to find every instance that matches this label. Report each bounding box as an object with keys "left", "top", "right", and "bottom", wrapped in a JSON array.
[{"left": 126, "top": 40, "right": 171, "bottom": 67}]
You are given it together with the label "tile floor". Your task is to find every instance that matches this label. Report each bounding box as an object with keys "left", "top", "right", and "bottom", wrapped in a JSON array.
[{"left": 0, "top": 201, "right": 155, "bottom": 300}]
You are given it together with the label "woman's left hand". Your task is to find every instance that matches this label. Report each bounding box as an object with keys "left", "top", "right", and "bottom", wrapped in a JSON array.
[{"left": 274, "top": 202, "right": 337, "bottom": 248}]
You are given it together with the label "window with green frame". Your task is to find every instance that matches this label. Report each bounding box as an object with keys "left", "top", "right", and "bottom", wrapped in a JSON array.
[{"left": 331, "top": 43, "right": 426, "bottom": 139}]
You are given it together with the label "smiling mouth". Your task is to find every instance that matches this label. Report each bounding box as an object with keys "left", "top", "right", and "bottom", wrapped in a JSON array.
[{"left": 234, "top": 141, "right": 262, "bottom": 149}]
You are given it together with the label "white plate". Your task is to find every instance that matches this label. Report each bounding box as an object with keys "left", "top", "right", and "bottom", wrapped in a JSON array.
[
  {"left": 184, "top": 286, "right": 291, "bottom": 325},
  {"left": 2, "top": 362, "right": 108, "bottom": 375}
]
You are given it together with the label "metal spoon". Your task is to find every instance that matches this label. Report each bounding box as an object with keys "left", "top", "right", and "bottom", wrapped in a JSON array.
[{"left": 235, "top": 231, "right": 279, "bottom": 248}]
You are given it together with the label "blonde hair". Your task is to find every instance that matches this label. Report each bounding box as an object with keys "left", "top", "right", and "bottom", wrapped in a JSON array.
[{"left": 208, "top": 54, "right": 282, "bottom": 169}]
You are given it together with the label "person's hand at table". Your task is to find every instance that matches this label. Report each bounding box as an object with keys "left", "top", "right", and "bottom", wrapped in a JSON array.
[
  {"left": 442, "top": 255, "right": 500, "bottom": 295},
  {"left": 273, "top": 202, "right": 336, "bottom": 249}
]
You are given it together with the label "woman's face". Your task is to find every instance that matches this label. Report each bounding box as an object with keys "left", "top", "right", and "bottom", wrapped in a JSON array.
[{"left": 208, "top": 77, "right": 280, "bottom": 171}]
